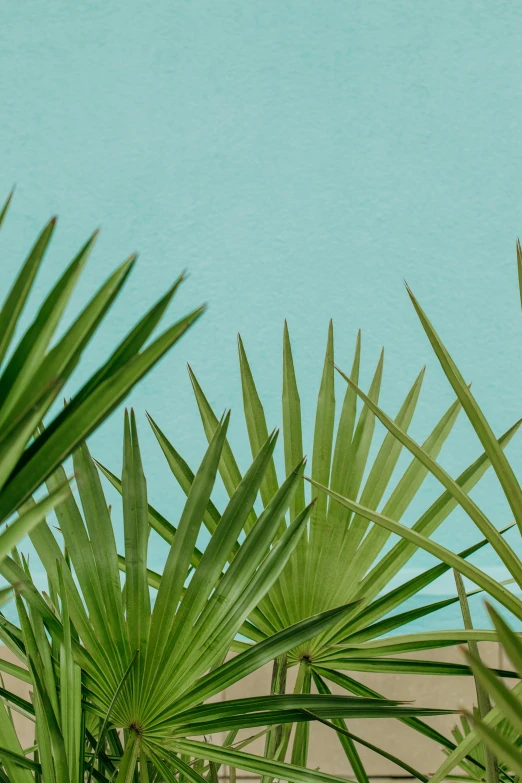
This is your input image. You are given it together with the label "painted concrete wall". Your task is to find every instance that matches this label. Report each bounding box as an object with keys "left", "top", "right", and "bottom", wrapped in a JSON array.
[{"left": 1, "top": 3, "right": 521, "bottom": 600}]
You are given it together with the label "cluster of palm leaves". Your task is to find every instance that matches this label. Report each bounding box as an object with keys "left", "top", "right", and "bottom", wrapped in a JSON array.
[
  {"left": 310, "top": 281, "right": 522, "bottom": 783},
  {"left": 134, "top": 322, "right": 521, "bottom": 782},
  {"left": 0, "top": 410, "right": 458, "bottom": 783},
  {"left": 0, "top": 189, "right": 520, "bottom": 783}
]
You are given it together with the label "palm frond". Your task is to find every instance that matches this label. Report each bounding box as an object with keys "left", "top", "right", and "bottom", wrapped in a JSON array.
[
  {"left": 0, "top": 412, "right": 454, "bottom": 783},
  {"left": 142, "top": 320, "right": 512, "bottom": 775},
  {"left": 0, "top": 192, "right": 203, "bottom": 546}
]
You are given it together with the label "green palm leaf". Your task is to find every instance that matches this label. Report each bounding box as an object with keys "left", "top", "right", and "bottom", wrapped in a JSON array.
[
  {"left": 404, "top": 283, "right": 522, "bottom": 536},
  {"left": 150, "top": 319, "right": 518, "bottom": 775},
  {"left": 0, "top": 193, "right": 203, "bottom": 538},
  {"left": 1, "top": 411, "right": 441, "bottom": 783}
]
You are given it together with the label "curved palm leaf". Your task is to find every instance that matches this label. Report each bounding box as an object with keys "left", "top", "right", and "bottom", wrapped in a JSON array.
[{"left": 313, "top": 258, "right": 522, "bottom": 783}]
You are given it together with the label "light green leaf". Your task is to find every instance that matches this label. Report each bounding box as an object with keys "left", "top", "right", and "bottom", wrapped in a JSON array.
[
  {"left": 95, "top": 458, "right": 203, "bottom": 567},
  {"left": 0, "top": 304, "right": 204, "bottom": 521},
  {"left": 406, "top": 283, "right": 522, "bottom": 536},
  {"left": 238, "top": 334, "right": 279, "bottom": 510},
  {"left": 308, "top": 477, "right": 522, "bottom": 620},
  {"left": 172, "top": 738, "right": 360, "bottom": 783},
  {"left": 282, "top": 321, "right": 305, "bottom": 522},
  {"left": 312, "top": 671, "right": 370, "bottom": 783},
  {"left": 454, "top": 570, "right": 498, "bottom": 783},
  {"left": 333, "top": 363, "right": 522, "bottom": 588},
  {"left": 0, "top": 480, "right": 70, "bottom": 562},
  {"left": 145, "top": 413, "right": 221, "bottom": 537},
  {"left": 0, "top": 231, "right": 97, "bottom": 430},
  {"left": 428, "top": 680, "right": 522, "bottom": 783},
  {"left": 0, "top": 215, "right": 55, "bottom": 369},
  {"left": 464, "top": 714, "right": 522, "bottom": 778},
  {"left": 310, "top": 321, "right": 336, "bottom": 529},
  {"left": 174, "top": 603, "right": 360, "bottom": 712},
  {"left": 122, "top": 411, "right": 150, "bottom": 671}
]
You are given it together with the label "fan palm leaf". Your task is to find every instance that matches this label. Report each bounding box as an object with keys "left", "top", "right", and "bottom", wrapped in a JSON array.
[
  {"left": 308, "top": 250, "right": 522, "bottom": 783},
  {"left": 0, "top": 412, "right": 454, "bottom": 783},
  {"left": 106, "top": 323, "right": 521, "bottom": 781}
]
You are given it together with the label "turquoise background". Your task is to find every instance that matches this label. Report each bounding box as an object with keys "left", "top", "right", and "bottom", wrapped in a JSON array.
[{"left": 1, "top": 1, "right": 521, "bottom": 620}]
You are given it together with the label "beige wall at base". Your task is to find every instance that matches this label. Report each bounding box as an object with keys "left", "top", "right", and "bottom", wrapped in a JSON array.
[
  {"left": 0, "top": 644, "right": 509, "bottom": 779},
  {"left": 220, "top": 644, "right": 507, "bottom": 778}
]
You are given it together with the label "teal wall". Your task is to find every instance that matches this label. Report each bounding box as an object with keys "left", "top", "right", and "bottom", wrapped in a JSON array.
[{"left": 2, "top": 1, "right": 521, "bottom": 615}]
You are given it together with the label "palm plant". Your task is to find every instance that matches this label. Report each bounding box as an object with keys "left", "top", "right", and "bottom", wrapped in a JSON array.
[
  {"left": 101, "top": 324, "right": 520, "bottom": 781},
  {"left": 462, "top": 604, "right": 522, "bottom": 779},
  {"left": 440, "top": 713, "right": 520, "bottom": 783},
  {"left": 305, "top": 270, "right": 522, "bottom": 783},
  {"left": 0, "top": 411, "right": 454, "bottom": 783},
  {"left": 0, "top": 190, "right": 202, "bottom": 558}
]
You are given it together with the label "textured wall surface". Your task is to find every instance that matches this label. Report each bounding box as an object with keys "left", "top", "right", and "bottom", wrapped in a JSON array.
[{"left": 1, "top": 1, "right": 521, "bottom": 607}]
